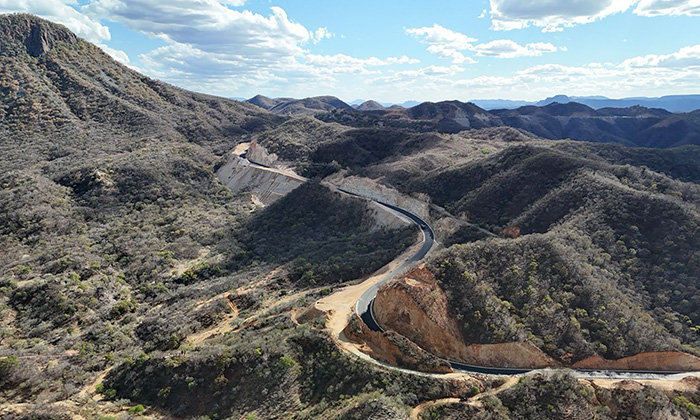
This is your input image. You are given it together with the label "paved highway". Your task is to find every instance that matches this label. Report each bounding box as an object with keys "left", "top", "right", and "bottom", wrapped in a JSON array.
[
  {"left": 350, "top": 194, "right": 695, "bottom": 379},
  {"left": 242, "top": 153, "right": 697, "bottom": 379},
  {"left": 351, "top": 195, "right": 435, "bottom": 331}
]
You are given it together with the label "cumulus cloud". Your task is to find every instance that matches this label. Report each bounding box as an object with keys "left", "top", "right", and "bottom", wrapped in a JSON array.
[
  {"left": 406, "top": 24, "right": 478, "bottom": 64},
  {"left": 634, "top": 0, "right": 700, "bottom": 16},
  {"left": 386, "top": 55, "right": 421, "bottom": 65},
  {"left": 83, "top": 2, "right": 311, "bottom": 58},
  {"left": 621, "top": 44, "right": 700, "bottom": 67},
  {"left": 475, "top": 40, "right": 559, "bottom": 58},
  {"left": 488, "top": 0, "right": 637, "bottom": 31},
  {"left": 78, "top": 1, "right": 416, "bottom": 95},
  {"left": 303, "top": 54, "right": 418, "bottom": 74},
  {"left": 405, "top": 24, "right": 477, "bottom": 48},
  {"left": 97, "top": 43, "right": 131, "bottom": 64},
  {"left": 310, "top": 27, "right": 333, "bottom": 44},
  {"left": 407, "top": 24, "right": 558, "bottom": 61},
  {"left": 362, "top": 43, "right": 700, "bottom": 102}
]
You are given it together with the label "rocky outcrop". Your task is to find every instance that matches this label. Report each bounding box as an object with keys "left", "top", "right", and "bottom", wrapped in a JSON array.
[
  {"left": 374, "top": 266, "right": 558, "bottom": 369},
  {"left": 343, "top": 312, "right": 452, "bottom": 373},
  {"left": 460, "top": 342, "right": 559, "bottom": 369},
  {"left": 374, "top": 265, "right": 700, "bottom": 371},
  {"left": 573, "top": 352, "right": 700, "bottom": 372},
  {"left": 215, "top": 153, "right": 304, "bottom": 205},
  {"left": 0, "top": 14, "right": 78, "bottom": 57},
  {"left": 325, "top": 172, "right": 431, "bottom": 221},
  {"left": 247, "top": 140, "right": 282, "bottom": 167},
  {"left": 374, "top": 266, "right": 467, "bottom": 358},
  {"left": 362, "top": 200, "right": 412, "bottom": 232}
]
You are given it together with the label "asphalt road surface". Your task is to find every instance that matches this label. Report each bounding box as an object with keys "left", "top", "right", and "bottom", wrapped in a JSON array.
[{"left": 242, "top": 155, "right": 696, "bottom": 379}]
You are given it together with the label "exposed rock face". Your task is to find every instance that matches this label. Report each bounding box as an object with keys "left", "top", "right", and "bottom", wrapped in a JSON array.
[
  {"left": 215, "top": 153, "right": 304, "bottom": 205},
  {"left": 326, "top": 172, "right": 431, "bottom": 221},
  {"left": 460, "top": 342, "right": 559, "bottom": 369},
  {"left": 374, "top": 265, "right": 558, "bottom": 369},
  {"left": 247, "top": 140, "right": 282, "bottom": 167},
  {"left": 362, "top": 200, "right": 412, "bottom": 232},
  {"left": 375, "top": 266, "right": 467, "bottom": 359},
  {"left": 374, "top": 265, "right": 700, "bottom": 371},
  {"left": 573, "top": 352, "right": 700, "bottom": 372},
  {"left": 0, "top": 14, "right": 77, "bottom": 57},
  {"left": 343, "top": 312, "right": 452, "bottom": 373}
]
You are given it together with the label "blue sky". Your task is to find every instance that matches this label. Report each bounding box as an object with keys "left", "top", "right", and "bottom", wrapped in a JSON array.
[{"left": 2, "top": 0, "right": 699, "bottom": 103}]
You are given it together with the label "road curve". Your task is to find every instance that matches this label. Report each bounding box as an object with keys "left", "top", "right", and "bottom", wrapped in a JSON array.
[
  {"left": 346, "top": 192, "right": 694, "bottom": 378},
  {"left": 242, "top": 154, "right": 696, "bottom": 379}
]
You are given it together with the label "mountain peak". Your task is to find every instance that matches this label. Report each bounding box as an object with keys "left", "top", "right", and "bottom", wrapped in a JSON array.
[
  {"left": 356, "top": 100, "right": 385, "bottom": 111},
  {"left": 0, "top": 14, "right": 77, "bottom": 57}
]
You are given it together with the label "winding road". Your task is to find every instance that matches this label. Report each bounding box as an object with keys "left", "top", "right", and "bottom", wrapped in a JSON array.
[{"left": 241, "top": 152, "right": 698, "bottom": 380}]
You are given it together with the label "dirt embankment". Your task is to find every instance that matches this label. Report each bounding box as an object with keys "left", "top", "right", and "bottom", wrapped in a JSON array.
[
  {"left": 573, "top": 352, "right": 700, "bottom": 372},
  {"left": 343, "top": 312, "right": 452, "bottom": 374},
  {"left": 375, "top": 266, "right": 700, "bottom": 372},
  {"left": 374, "top": 266, "right": 558, "bottom": 369},
  {"left": 215, "top": 153, "right": 304, "bottom": 205},
  {"left": 325, "top": 172, "right": 432, "bottom": 221},
  {"left": 246, "top": 140, "right": 282, "bottom": 167},
  {"left": 374, "top": 266, "right": 468, "bottom": 361}
]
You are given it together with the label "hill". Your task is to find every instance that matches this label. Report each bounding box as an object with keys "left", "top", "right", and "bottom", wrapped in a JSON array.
[
  {"left": 258, "top": 112, "right": 700, "bottom": 365},
  {"left": 318, "top": 100, "right": 700, "bottom": 147},
  {"left": 391, "top": 144, "right": 700, "bottom": 363},
  {"left": 472, "top": 94, "right": 700, "bottom": 112},
  {"left": 246, "top": 94, "right": 352, "bottom": 116},
  {"left": 491, "top": 103, "right": 700, "bottom": 147},
  {"left": 3, "top": 13, "right": 700, "bottom": 420},
  {"left": 355, "top": 100, "right": 385, "bottom": 111},
  {"left": 0, "top": 15, "right": 419, "bottom": 419},
  {"left": 0, "top": 14, "right": 283, "bottom": 169}
]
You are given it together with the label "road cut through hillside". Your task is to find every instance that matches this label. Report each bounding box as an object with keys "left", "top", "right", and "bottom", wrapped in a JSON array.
[{"left": 233, "top": 148, "right": 700, "bottom": 385}]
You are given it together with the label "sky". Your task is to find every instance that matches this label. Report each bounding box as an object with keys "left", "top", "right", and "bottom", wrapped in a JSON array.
[{"left": 1, "top": 0, "right": 699, "bottom": 103}]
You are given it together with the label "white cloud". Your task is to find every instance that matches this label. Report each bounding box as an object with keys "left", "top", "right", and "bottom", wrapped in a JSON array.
[
  {"left": 406, "top": 24, "right": 477, "bottom": 50},
  {"left": 83, "top": 2, "right": 310, "bottom": 58},
  {"left": 406, "top": 24, "right": 478, "bottom": 64},
  {"left": 80, "top": 2, "right": 421, "bottom": 95},
  {"left": 362, "top": 44, "right": 700, "bottom": 102},
  {"left": 97, "top": 43, "right": 130, "bottom": 64},
  {"left": 303, "top": 54, "right": 418, "bottom": 74},
  {"left": 0, "top": 0, "right": 110, "bottom": 42},
  {"left": 489, "top": 0, "right": 638, "bottom": 31},
  {"left": 386, "top": 55, "right": 420, "bottom": 65},
  {"left": 620, "top": 45, "right": 700, "bottom": 67},
  {"left": 635, "top": 0, "right": 700, "bottom": 16},
  {"left": 407, "top": 24, "right": 559, "bottom": 62},
  {"left": 303, "top": 54, "right": 420, "bottom": 73},
  {"left": 474, "top": 40, "right": 558, "bottom": 58},
  {"left": 310, "top": 27, "right": 333, "bottom": 44}
]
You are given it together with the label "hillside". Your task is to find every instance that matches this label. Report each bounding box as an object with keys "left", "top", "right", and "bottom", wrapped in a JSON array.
[
  {"left": 474, "top": 94, "right": 700, "bottom": 112},
  {"left": 0, "top": 15, "right": 421, "bottom": 419},
  {"left": 255, "top": 108, "right": 700, "bottom": 366},
  {"left": 317, "top": 99, "right": 700, "bottom": 147},
  {"left": 3, "top": 12, "right": 700, "bottom": 420},
  {"left": 246, "top": 94, "right": 351, "bottom": 116},
  {"left": 388, "top": 144, "right": 698, "bottom": 364},
  {"left": 0, "top": 15, "right": 283, "bottom": 170}
]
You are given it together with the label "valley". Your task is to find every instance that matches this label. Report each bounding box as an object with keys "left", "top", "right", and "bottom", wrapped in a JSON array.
[{"left": 2, "top": 13, "right": 700, "bottom": 420}]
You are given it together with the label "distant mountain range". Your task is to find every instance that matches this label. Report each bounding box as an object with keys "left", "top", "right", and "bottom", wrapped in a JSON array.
[
  {"left": 245, "top": 95, "right": 700, "bottom": 148},
  {"left": 249, "top": 94, "right": 700, "bottom": 114},
  {"left": 472, "top": 94, "right": 700, "bottom": 112}
]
